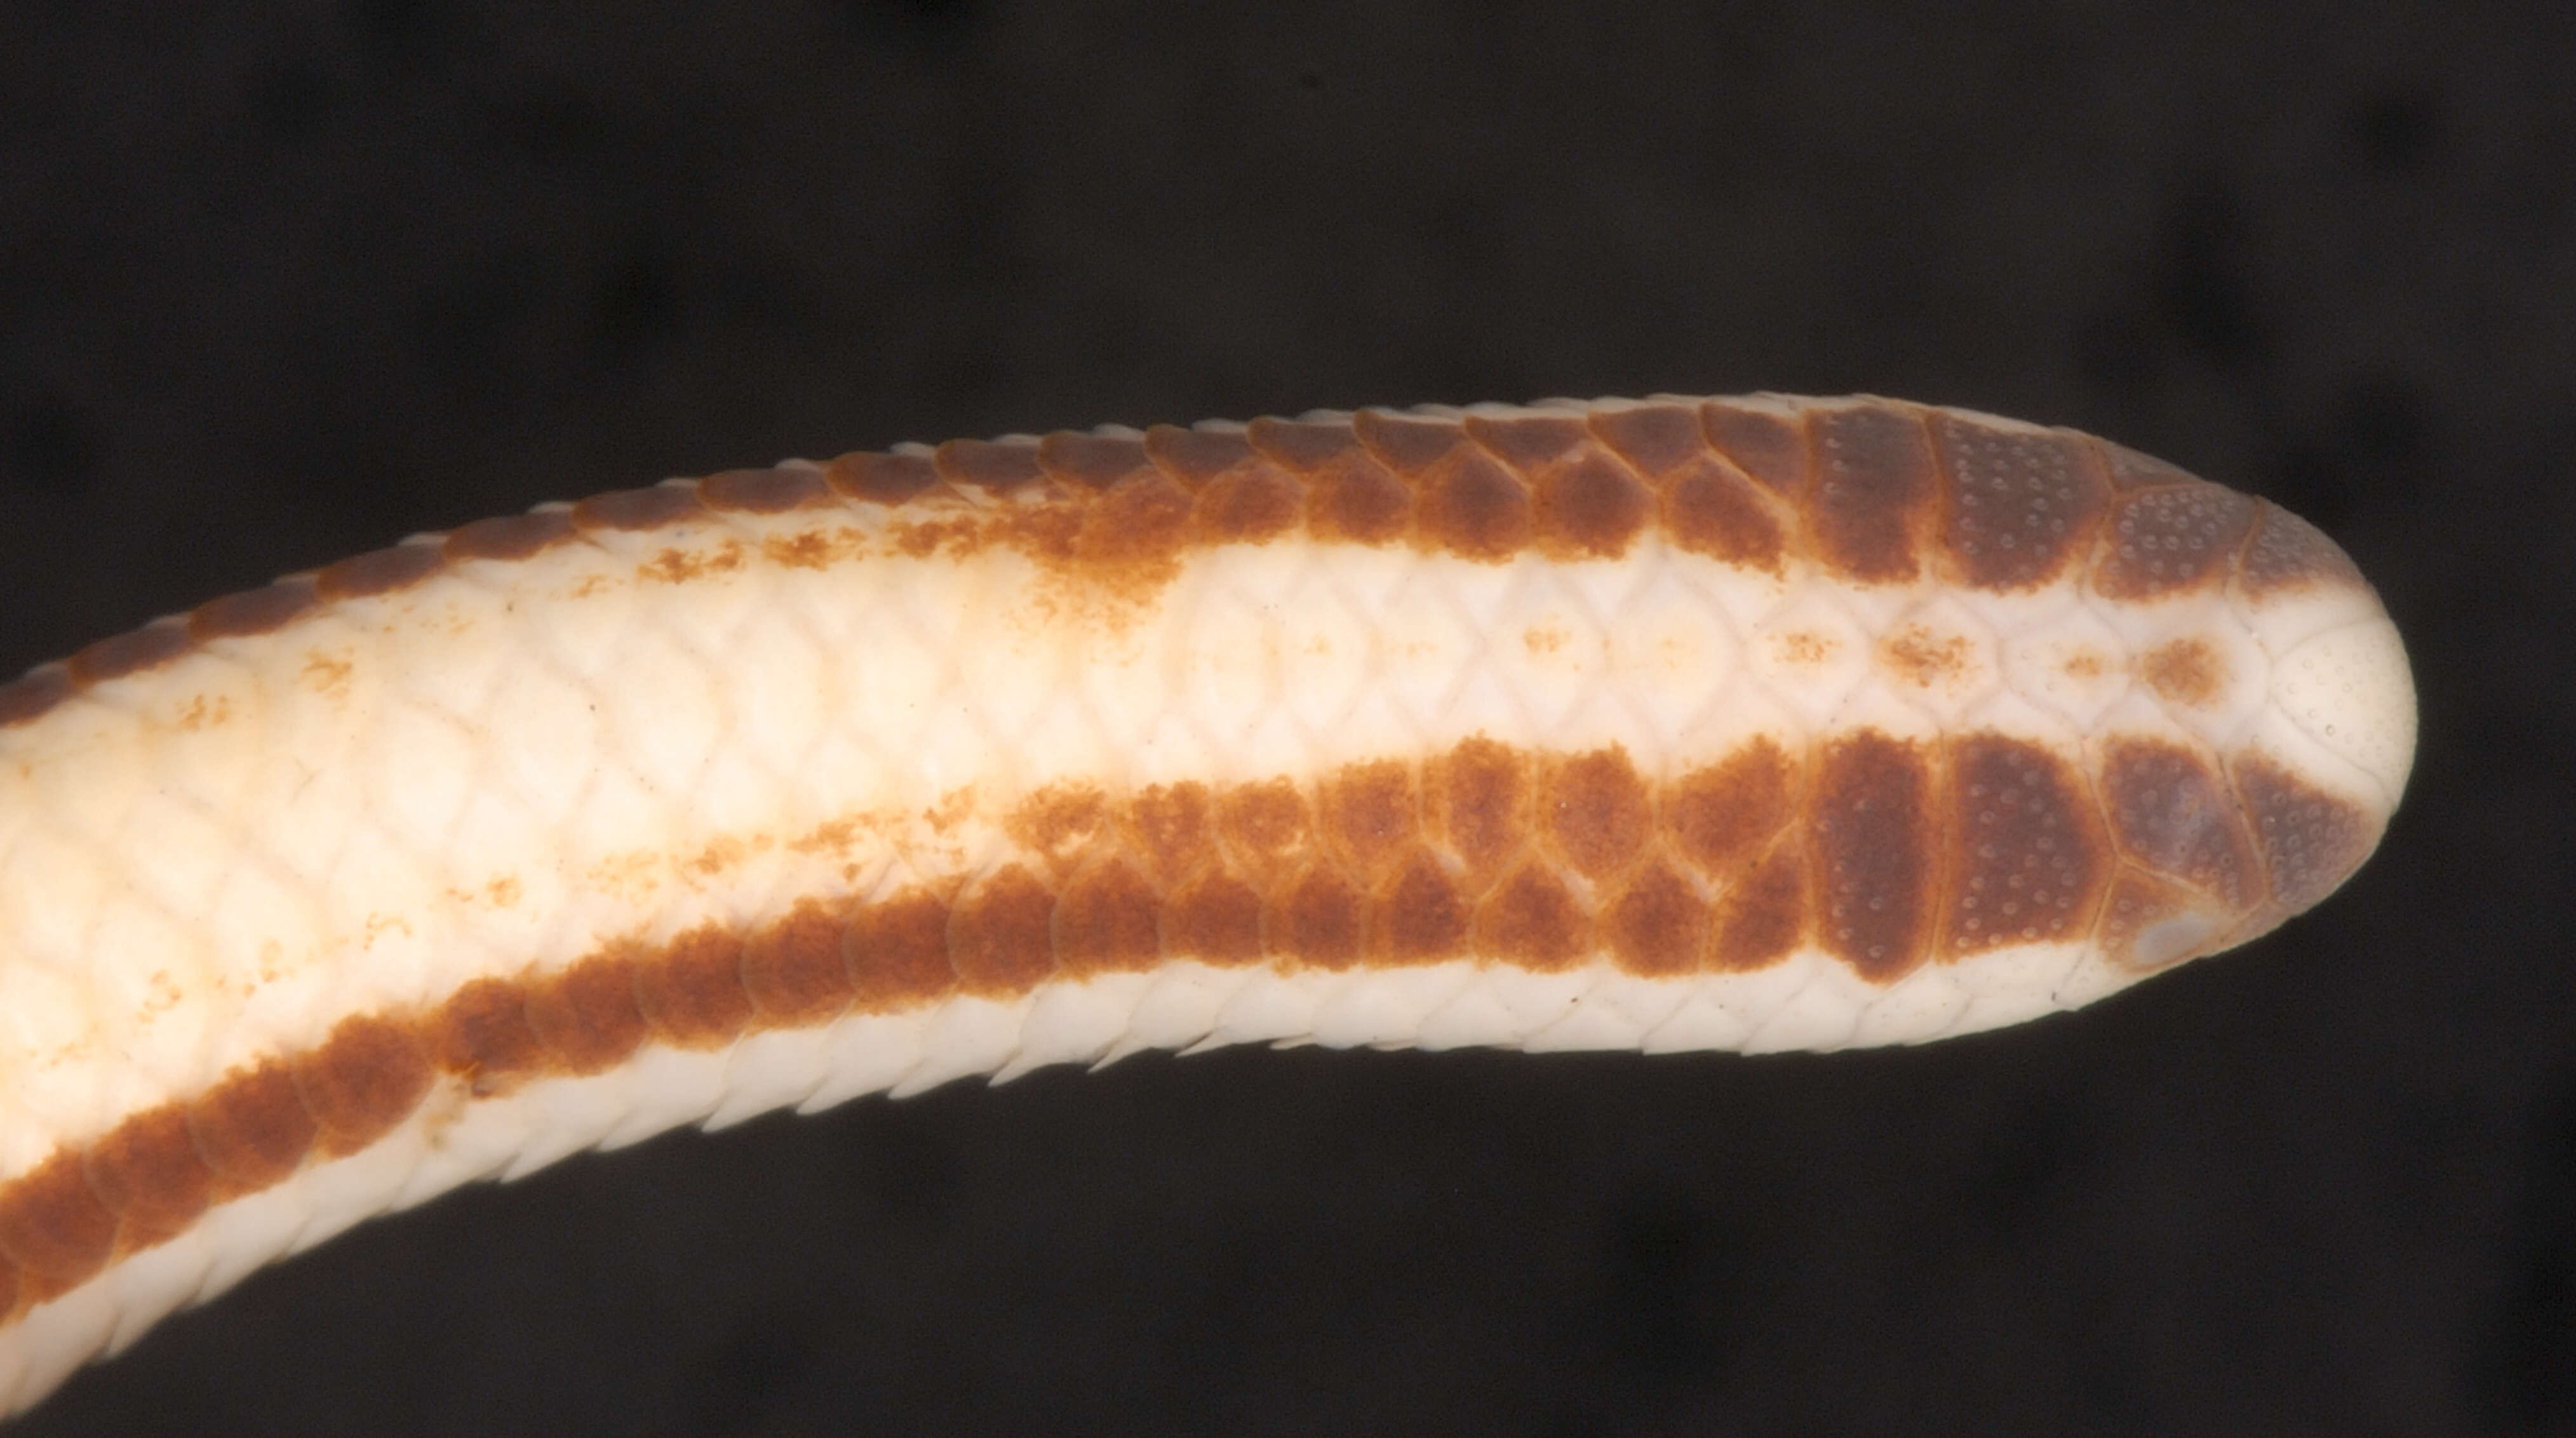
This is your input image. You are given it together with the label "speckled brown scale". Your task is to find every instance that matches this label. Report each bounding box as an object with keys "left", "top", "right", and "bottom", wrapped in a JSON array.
[
  {"left": 1602, "top": 858, "right": 1712, "bottom": 976},
  {"left": 522, "top": 953, "right": 650, "bottom": 1075},
  {"left": 824, "top": 449, "right": 941, "bottom": 506},
  {"left": 1808, "top": 406, "right": 1936, "bottom": 586},
  {"left": 67, "top": 620, "right": 193, "bottom": 686},
  {"left": 445, "top": 507, "right": 577, "bottom": 563},
  {"left": 1944, "top": 735, "right": 2110, "bottom": 955},
  {"left": 698, "top": 464, "right": 833, "bottom": 514},
  {"left": 184, "top": 1061, "right": 315, "bottom": 1193},
  {"left": 934, "top": 438, "right": 1048, "bottom": 495},
  {"left": 2239, "top": 502, "right": 2367, "bottom": 599},
  {"left": 950, "top": 866, "right": 1059, "bottom": 993},
  {"left": 1142, "top": 424, "right": 1257, "bottom": 488},
  {"left": 1700, "top": 401, "right": 1809, "bottom": 495},
  {"left": 293, "top": 1016, "right": 433, "bottom": 1157},
  {"left": 1930, "top": 412, "right": 2110, "bottom": 591},
  {"left": 571, "top": 484, "right": 704, "bottom": 535},
  {"left": 1037, "top": 432, "right": 1155, "bottom": 492},
  {"left": 2232, "top": 754, "right": 2383, "bottom": 911},
  {"left": 2092, "top": 481, "right": 2257, "bottom": 600},
  {"left": 741, "top": 900, "right": 858, "bottom": 1025},
  {"left": 189, "top": 579, "right": 320, "bottom": 641},
  {"left": 1373, "top": 850, "right": 1470, "bottom": 965},
  {"left": 1464, "top": 412, "right": 1591, "bottom": 471},
  {"left": 82, "top": 1106, "right": 215, "bottom": 1246},
  {"left": 1812, "top": 732, "right": 1938, "bottom": 981},
  {"left": 632, "top": 928, "right": 753, "bottom": 1047},
  {"left": 1054, "top": 860, "right": 1164, "bottom": 976},
  {"left": 2100, "top": 737, "right": 2260, "bottom": 910}
]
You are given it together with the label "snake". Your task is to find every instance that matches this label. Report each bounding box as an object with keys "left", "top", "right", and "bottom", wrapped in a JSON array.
[{"left": 0, "top": 392, "right": 2415, "bottom": 1414}]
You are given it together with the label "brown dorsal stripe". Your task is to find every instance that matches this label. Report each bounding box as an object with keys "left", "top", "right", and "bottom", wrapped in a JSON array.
[{"left": 0, "top": 397, "right": 2373, "bottom": 756}]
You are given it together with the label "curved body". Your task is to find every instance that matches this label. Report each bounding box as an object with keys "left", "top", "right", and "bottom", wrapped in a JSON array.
[{"left": 0, "top": 393, "right": 2412, "bottom": 1410}]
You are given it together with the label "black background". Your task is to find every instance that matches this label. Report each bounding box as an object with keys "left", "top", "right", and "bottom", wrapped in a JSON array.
[{"left": 1, "top": 2, "right": 2568, "bottom": 1434}]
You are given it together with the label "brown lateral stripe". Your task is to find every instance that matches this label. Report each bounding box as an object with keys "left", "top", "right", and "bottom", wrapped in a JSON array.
[
  {"left": 0, "top": 718, "right": 2359, "bottom": 1325},
  {"left": 0, "top": 396, "right": 2372, "bottom": 734}
]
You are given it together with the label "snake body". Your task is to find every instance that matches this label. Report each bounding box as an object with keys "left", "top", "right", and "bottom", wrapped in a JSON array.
[{"left": 0, "top": 393, "right": 2413, "bottom": 1411}]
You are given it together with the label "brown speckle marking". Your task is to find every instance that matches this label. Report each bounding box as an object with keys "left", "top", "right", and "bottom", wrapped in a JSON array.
[
  {"left": 1429, "top": 736, "right": 1529, "bottom": 888},
  {"left": 2093, "top": 483, "right": 2255, "bottom": 600},
  {"left": 1712, "top": 842, "right": 1808, "bottom": 971},
  {"left": 575, "top": 486, "right": 704, "bottom": 534},
  {"left": 1125, "top": 782, "right": 1214, "bottom": 886},
  {"left": 1943, "top": 735, "right": 2109, "bottom": 956},
  {"left": 1477, "top": 861, "right": 1590, "bottom": 971},
  {"left": 293, "top": 1014, "right": 433, "bottom": 1157},
  {"left": 1353, "top": 410, "right": 1465, "bottom": 474},
  {"left": 2101, "top": 737, "right": 2260, "bottom": 910},
  {"left": 1320, "top": 760, "right": 1419, "bottom": 877},
  {"left": 1418, "top": 452, "right": 1533, "bottom": 561},
  {"left": 1038, "top": 432, "right": 1153, "bottom": 491},
  {"left": 1931, "top": 413, "right": 2108, "bottom": 590},
  {"left": 1664, "top": 456, "right": 1787, "bottom": 572},
  {"left": 826, "top": 450, "right": 941, "bottom": 506},
  {"left": 1531, "top": 450, "right": 1652, "bottom": 558},
  {"left": 83, "top": 1105, "right": 213, "bottom": 1247},
  {"left": 949, "top": 866, "right": 1059, "bottom": 993},
  {"left": 1811, "top": 731, "right": 1937, "bottom": 981},
  {"left": 2140, "top": 637, "right": 2227, "bottom": 709},
  {"left": 0, "top": 1150, "right": 116, "bottom": 1293},
  {"left": 632, "top": 927, "right": 753, "bottom": 1047},
  {"left": 177, "top": 694, "right": 232, "bottom": 732},
  {"left": 1278, "top": 866, "right": 1365, "bottom": 970},
  {"left": 1374, "top": 850, "right": 1470, "bottom": 965},
  {"left": 1668, "top": 738, "right": 1799, "bottom": 878},
  {"left": 186, "top": 1059, "right": 315, "bottom": 1194},
  {"left": 849, "top": 891, "right": 961, "bottom": 1008},
  {"left": 300, "top": 650, "right": 355, "bottom": 699},
  {"left": 1544, "top": 748, "right": 1653, "bottom": 880},
  {"left": 1168, "top": 869, "right": 1263, "bottom": 967},
  {"left": 1465, "top": 412, "right": 1591, "bottom": 471},
  {"left": 2240, "top": 501, "right": 2366, "bottom": 599},
  {"left": 1144, "top": 425, "right": 1256, "bottom": 488},
  {"left": 1771, "top": 630, "right": 1840, "bottom": 669},
  {"left": 1055, "top": 861, "right": 1164, "bottom": 975},
  {"left": 523, "top": 953, "right": 649, "bottom": 1075},
  {"left": 1879, "top": 625, "right": 1973, "bottom": 689},
  {"left": 1588, "top": 403, "right": 1708, "bottom": 476},
  {"left": 741, "top": 899, "right": 856, "bottom": 1024},
  {"left": 699, "top": 466, "right": 830, "bottom": 514},
  {"left": 191, "top": 580, "right": 320, "bottom": 641},
  {"left": 1008, "top": 783, "right": 1112, "bottom": 874},
  {"left": 2232, "top": 753, "right": 2382, "bottom": 911},
  {"left": 315, "top": 542, "right": 444, "bottom": 601},
  {"left": 1219, "top": 779, "right": 1313, "bottom": 865},
  {"left": 433, "top": 978, "right": 549, "bottom": 1092},
  {"left": 1808, "top": 405, "right": 1935, "bottom": 585},
  {"left": 1700, "top": 402, "right": 1809, "bottom": 495},
  {"left": 70, "top": 622, "right": 193, "bottom": 687},
  {"left": 446, "top": 511, "right": 577, "bottom": 563},
  {"left": 641, "top": 540, "right": 747, "bottom": 584},
  {"left": 1604, "top": 858, "right": 1711, "bottom": 976}
]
